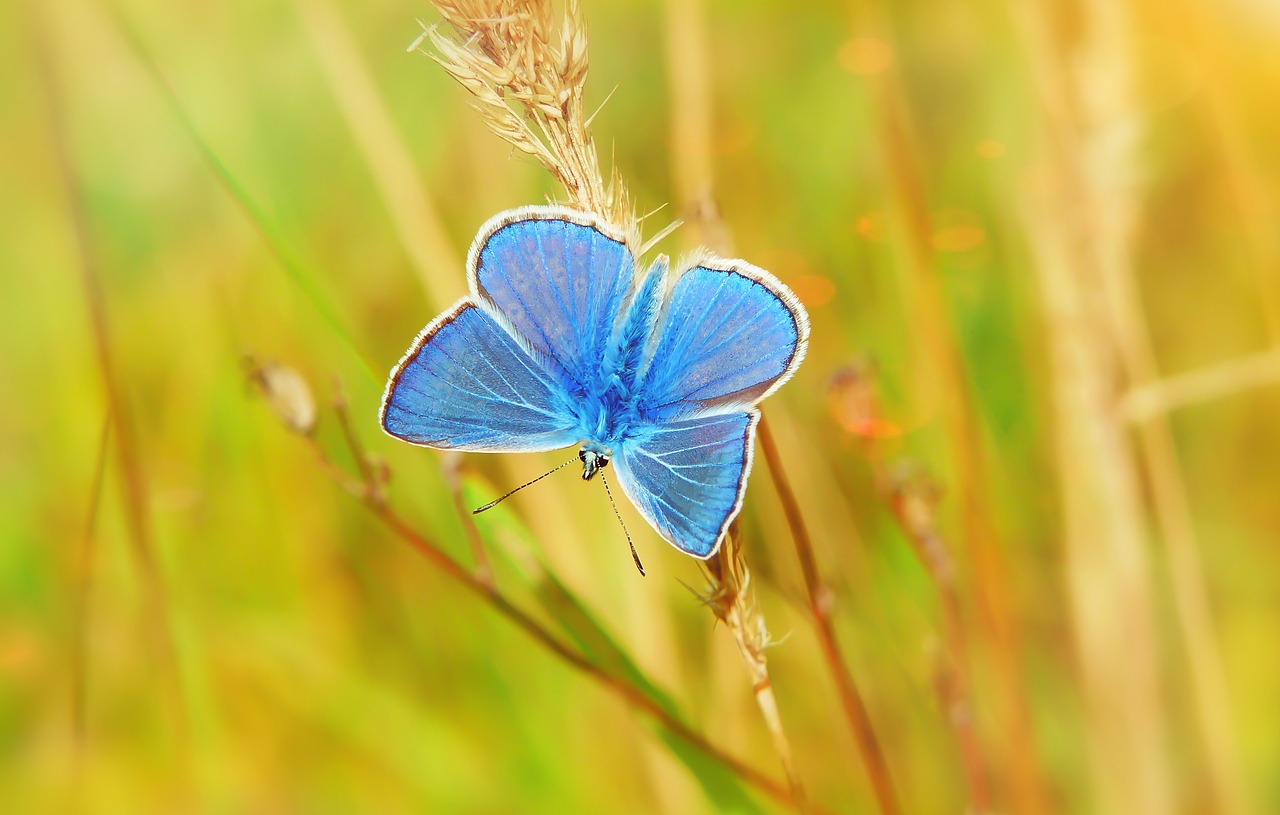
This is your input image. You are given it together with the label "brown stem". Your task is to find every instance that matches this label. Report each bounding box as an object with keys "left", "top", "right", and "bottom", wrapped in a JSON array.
[
  {"left": 847, "top": 3, "right": 1049, "bottom": 810},
  {"left": 835, "top": 364, "right": 992, "bottom": 813},
  {"left": 757, "top": 416, "right": 901, "bottom": 815},
  {"left": 332, "top": 382, "right": 383, "bottom": 504},
  {"left": 708, "top": 534, "right": 811, "bottom": 813},
  {"left": 443, "top": 459, "right": 495, "bottom": 589},
  {"left": 884, "top": 474, "right": 990, "bottom": 814},
  {"left": 38, "top": 5, "right": 185, "bottom": 745},
  {"left": 308, "top": 404, "right": 822, "bottom": 815},
  {"left": 71, "top": 414, "right": 112, "bottom": 757}
]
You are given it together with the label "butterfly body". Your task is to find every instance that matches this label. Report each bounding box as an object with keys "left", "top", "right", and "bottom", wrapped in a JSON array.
[
  {"left": 381, "top": 206, "right": 808, "bottom": 559},
  {"left": 563, "top": 257, "right": 668, "bottom": 455}
]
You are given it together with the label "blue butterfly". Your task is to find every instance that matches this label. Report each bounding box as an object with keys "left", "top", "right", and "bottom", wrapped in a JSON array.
[{"left": 380, "top": 206, "right": 809, "bottom": 561}]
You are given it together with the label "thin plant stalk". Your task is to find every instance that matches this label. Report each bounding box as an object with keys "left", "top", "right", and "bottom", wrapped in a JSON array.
[
  {"left": 249, "top": 367, "right": 821, "bottom": 815},
  {"left": 757, "top": 417, "right": 901, "bottom": 815},
  {"left": 1119, "top": 348, "right": 1280, "bottom": 422},
  {"left": 296, "top": 0, "right": 460, "bottom": 310},
  {"left": 705, "top": 533, "right": 810, "bottom": 814},
  {"left": 663, "top": 0, "right": 718, "bottom": 247},
  {"left": 71, "top": 415, "right": 112, "bottom": 758},
  {"left": 38, "top": 6, "right": 186, "bottom": 746},
  {"left": 846, "top": 3, "right": 1049, "bottom": 810},
  {"left": 831, "top": 367, "right": 991, "bottom": 813},
  {"left": 110, "top": 7, "right": 382, "bottom": 385},
  {"left": 1017, "top": 1, "right": 1250, "bottom": 811},
  {"left": 442, "top": 455, "right": 495, "bottom": 589},
  {"left": 1075, "top": 17, "right": 1251, "bottom": 806},
  {"left": 1078, "top": 11, "right": 1249, "bottom": 802},
  {"left": 1012, "top": 3, "right": 1174, "bottom": 811},
  {"left": 658, "top": 10, "right": 811, "bottom": 804},
  {"left": 425, "top": 4, "right": 818, "bottom": 810}
]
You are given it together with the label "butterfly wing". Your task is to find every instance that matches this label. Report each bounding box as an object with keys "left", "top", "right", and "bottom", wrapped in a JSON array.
[
  {"left": 468, "top": 207, "right": 635, "bottom": 389},
  {"left": 612, "top": 412, "right": 758, "bottom": 558},
  {"left": 638, "top": 259, "right": 809, "bottom": 421},
  {"left": 380, "top": 298, "right": 580, "bottom": 452}
]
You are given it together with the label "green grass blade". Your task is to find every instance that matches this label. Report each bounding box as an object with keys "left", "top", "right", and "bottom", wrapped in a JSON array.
[{"left": 108, "top": 6, "right": 381, "bottom": 385}]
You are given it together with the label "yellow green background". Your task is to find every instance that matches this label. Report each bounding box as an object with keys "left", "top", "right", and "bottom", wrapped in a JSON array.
[{"left": 4, "top": 0, "right": 1279, "bottom": 812}]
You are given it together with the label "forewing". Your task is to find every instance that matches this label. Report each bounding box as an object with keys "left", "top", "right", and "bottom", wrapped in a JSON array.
[
  {"left": 380, "top": 299, "right": 580, "bottom": 452},
  {"left": 613, "top": 412, "right": 757, "bottom": 558},
  {"left": 469, "top": 207, "right": 635, "bottom": 389},
  {"left": 639, "top": 260, "right": 808, "bottom": 421}
]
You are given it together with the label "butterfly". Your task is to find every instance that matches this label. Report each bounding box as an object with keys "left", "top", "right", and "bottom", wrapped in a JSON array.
[{"left": 379, "top": 206, "right": 809, "bottom": 562}]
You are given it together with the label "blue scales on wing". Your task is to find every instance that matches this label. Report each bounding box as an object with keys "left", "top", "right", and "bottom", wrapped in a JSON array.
[
  {"left": 612, "top": 412, "right": 758, "bottom": 558},
  {"left": 638, "top": 261, "right": 808, "bottom": 422},
  {"left": 380, "top": 301, "right": 580, "bottom": 452},
  {"left": 472, "top": 214, "right": 634, "bottom": 391}
]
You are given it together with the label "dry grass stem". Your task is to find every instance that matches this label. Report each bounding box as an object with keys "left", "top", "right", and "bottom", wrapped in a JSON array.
[
  {"left": 246, "top": 360, "right": 815, "bottom": 813},
  {"left": 1119, "top": 347, "right": 1280, "bottom": 422},
  {"left": 421, "top": 0, "right": 633, "bottom": 231},
  {"left": 847, "top": 4, "right": 1048, "bottom": 808},
  {"left": 1072, "top": 9, "right": 1249, "bottom": 804},
  {"left": 658, "top": 14, "right": 811, "bottom": 801},
  {"left": 1012, "top": 2, "right": 1210, "bottom": 811},
  {"left": 1016, "top": 0, "right": 1250, "bottom": 810},
  {"left": 71, "top": 415, "right": 111, "bottom": 759},
  {"left": 442, "top": 453, "right": 496, "bottom": 588},
  {"left": 830, "top": 366, "right": 990, "bottom": 814},
  {"left": 703, "top": 533, "right": 809, "bottom": 813},
  {"left": 757, "top": 417, "right": 901, "bottom": 815},
  {"left": 663, "top": 0, "right": 725, "bottom": 250},
  {"left": 39, "top": 9, "right": 187, "bottom": 748},
  {"left": 297, "top": 0, "right": 460, "bottom": 309}
]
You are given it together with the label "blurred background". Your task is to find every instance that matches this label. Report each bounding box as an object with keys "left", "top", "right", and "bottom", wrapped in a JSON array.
[{"left": 4, "top": 0, "right": 1279, "bottom": 812}]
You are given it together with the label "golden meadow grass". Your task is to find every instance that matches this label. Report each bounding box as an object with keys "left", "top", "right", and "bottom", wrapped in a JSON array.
[{"left": 7, "top": 0, "right": 1280, "bottom": 813}]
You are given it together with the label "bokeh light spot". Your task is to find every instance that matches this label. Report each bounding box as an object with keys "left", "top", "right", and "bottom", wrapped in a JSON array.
[
  {"left": 839, "top": 38, "right": 894, "bottom": 76},
  {"left": 791, "top": 274, "right": 836, "bottom": 308}
]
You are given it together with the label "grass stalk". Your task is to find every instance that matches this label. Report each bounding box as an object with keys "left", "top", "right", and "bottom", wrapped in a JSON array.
[
  {"left": 845, "top": 5, "right": 1049, "bottom": 809},
  {"left": 1075, "top": 10, "right": 1249, "bottom": 803},
  {"left": 1019, "top": 1, "right": 1249, "bottom": 810},
  {"left": 704, "top": 532, "right": 810, "bottom": 814},
  {"left": 295, "top": 0, "right": 460, "bottom": 310},
  {"left": 757, "top": 417, "right": 900, "bottom": 815},
  {"left": 658, "top": 4, "right": 812, "bottom": 808},
  {"left": 109, "top": 6, "right": 381, "bottom": 385},
  {"left": 421, "top": 0, "right": 632, "bottom": 230},
  {"left": 71, "top": 414, "right": 111, "bottom": 758},
  {"left": 1119, "top": 347, "right": 1280, "bottom": 422},
  {"left": 442, "top": 456, "right": 496, "bottom": 589},
  {"left": 248, "top": 362, "right": 819, "bottom": 814},
  {"left": 38, "top": 4, "right": 186, "bottom": 747},
  {"left": 662, "top": 0, "right": 719, "bottom": 248},
  {"left": 1012, "top": 2, "right": 1175, "bottom": 810},
  {"left": 830, "top": 367, "right": 990, "bottom": 813}
]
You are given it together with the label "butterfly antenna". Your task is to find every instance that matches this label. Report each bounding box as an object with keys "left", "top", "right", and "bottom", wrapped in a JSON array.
[
  {"left": 471, "top": 456, "right": 577, "bottom": 515},
  {"left": 601, "top": 472, "right": 645, "bottom": 576}
]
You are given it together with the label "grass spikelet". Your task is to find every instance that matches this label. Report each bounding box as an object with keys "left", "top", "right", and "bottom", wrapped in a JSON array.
[
  {"left": 419, "top": 1, "right": 633, "bottom": 230},
  {"left": 703, "top": 529, "right": 809, "bottom": 812}
]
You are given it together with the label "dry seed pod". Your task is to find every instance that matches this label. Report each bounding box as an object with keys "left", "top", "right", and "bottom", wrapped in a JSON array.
[{"left": 244, "top": 357, "right": 317, "bottom": 436}]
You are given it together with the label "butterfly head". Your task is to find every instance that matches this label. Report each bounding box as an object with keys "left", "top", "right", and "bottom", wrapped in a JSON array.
[{"left": 579, "top": 442, "right": 611, "bottom": 481}]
